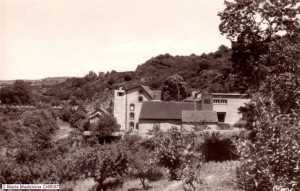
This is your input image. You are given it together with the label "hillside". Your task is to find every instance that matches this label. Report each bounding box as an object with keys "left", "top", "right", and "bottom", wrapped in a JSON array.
[
  {"left": 41, "top": 45, "right": 236, "bottom": 109},
  {"left": 135, "top": 45, "right": 233, "bottom": 91},
  {"left": 0, "top": 45, "right": 237, "bottom": 110}
]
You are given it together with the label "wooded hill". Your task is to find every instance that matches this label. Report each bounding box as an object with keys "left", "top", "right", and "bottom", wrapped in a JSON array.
[
  {"left": 41, "top": 45, "right": 239, "bottom": 105},
  {"left": 0, "top": 45, "right": 241, "bottom": 108}
]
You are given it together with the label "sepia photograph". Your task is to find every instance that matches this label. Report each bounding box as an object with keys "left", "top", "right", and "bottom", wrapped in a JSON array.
[{"left": 0, "top": 0, "right": 300, "bottom": 191}]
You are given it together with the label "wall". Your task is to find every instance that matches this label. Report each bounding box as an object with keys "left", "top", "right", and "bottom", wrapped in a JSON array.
[
  {"left": 212, "top": 98, "right": 250, "bottom": 125},
  {"left": 138, "top": 120, "right": 181, "bottom": 137},
  {"left": 126, "top": 88, "right": 152, "bottom": 131},
  {"left": 182, "top": 123, "right": 218, "bottom": 131}
]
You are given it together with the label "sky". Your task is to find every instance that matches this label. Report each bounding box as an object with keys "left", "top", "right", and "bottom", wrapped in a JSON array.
[{"left": 0, "top": 0, "right": 230, "bottom": 80}]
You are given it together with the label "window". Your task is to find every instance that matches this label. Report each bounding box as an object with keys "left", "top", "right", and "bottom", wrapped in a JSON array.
[
  {"left": 153, "top": 123, "right": 160, "bottom": 131},
  {"left": 129, "top": 112, "right": 134, "bottom": 120},
  {"left": 129, "top": 122, "right": 135, "bottom": 129},
  {"left": 118, "top": 92, "right": 124, "bottom": 96},
  {"left": 130, "top": 104, "right": 135, "bottom": 111},
  {"left": 204, "top": 99, "right": 211, "bottom": 104},
  {"left": 135, "top": 123, "right": 139, "bottom": 130},
  {"left": 138, "top": 96, "right": 143, "bottom": 102},
  {"left": 217, "top": 112, "right": 226, "bottom": 122},
  {"left": 213, "top": 99, "right": 228, "bottom": 104}
]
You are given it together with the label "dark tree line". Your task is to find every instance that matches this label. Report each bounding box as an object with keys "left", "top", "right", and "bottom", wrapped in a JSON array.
[{"left": 0, "top": 80, "right": 34, "bottom": 105}]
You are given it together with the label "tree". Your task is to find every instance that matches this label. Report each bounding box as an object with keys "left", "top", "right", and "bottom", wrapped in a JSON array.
[
  {"left": 84, "top": 71, "right": 98, "bottom": 81},
  {"left": 61, "top": 144, "right": 128, "bottom": 191},
  {"left": 0, "top": 80, "right": 34, "bottom": 105},
  {"left": 219, "top": 0, "right": 300, "bottom": 91},
  {"left": 236, "top": 91, "right": 300, "bottom": 191},
  {"left": 122, "top": 135, "right": 163, "bottom": 189},
  {"left": 69, "top": 104, "right": 88, "bottom": 128},
  {"left": 154, "top": 128, "right": 201, "bottom": 181},
  {"left": 162, "top": 74, "right": 189, "bottom": 101},
  {"left": 91, "top": 114, "right": 120, "bottom": 143},
  {"left": 129, "top": 146, "right": 157, "bottom": 189},
  {"left": 219, "top": 0, "right": 300, "bottom": 190}
]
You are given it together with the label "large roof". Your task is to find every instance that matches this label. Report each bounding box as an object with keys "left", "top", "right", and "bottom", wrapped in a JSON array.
[
  {"left": 182, "top": 110, "right": 218, "bottom": 123},
  {"left": 125, "top": 85, "right": 161, "bottom": 100},
  {"left": 139, "top": 101, "right": 195, "bottom": 120},
  {"left": 125, "top": 85, "right": 154, "bottom": 99}
]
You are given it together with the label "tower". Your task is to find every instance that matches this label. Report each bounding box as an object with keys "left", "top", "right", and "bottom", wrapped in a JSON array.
[{"left": 113, "top": 87, "right": 127, "bottom": 131}]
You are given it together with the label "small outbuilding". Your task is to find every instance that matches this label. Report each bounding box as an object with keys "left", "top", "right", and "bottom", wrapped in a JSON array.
[{"left": 181, "top": 110, "right": 218, "bottom": 131}]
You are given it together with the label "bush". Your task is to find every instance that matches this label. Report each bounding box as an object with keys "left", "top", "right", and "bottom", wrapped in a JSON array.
[
  {"left": 146, "top": 167, "right": 164, "bottom": 182},
  {"left": 92, "top": 114, "right": 120, "bottom": 143},
  {"left": 200, "top": 132, "right": 238, "bottom": 162},
  {"left": 61, "top": 143, "right": 129, "bottom": 191}
]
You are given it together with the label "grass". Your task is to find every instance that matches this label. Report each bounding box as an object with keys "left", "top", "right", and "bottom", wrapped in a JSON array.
[
  {"left": 62, "top": 161, "right": 241, "bottom": 191},
  {"left": 196, "top": 161, "right": 242, "bottom": 191}
]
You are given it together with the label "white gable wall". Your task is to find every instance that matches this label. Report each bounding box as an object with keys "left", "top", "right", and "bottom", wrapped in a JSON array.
[
  {"left": 212, "top": 98, "right": 250, "bottom": 125},
  {"left": 126, "top": 89, "right": 151, "bottom": 131}
]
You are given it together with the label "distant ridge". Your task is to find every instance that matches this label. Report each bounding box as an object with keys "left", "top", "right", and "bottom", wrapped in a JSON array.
[{"left": 0, "top": 76, "right": 71, "bottom": 87}]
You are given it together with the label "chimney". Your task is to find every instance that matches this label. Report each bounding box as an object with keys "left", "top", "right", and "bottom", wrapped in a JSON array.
[{"left": 201, "top": 92, "right": 213, "bottom": 110}]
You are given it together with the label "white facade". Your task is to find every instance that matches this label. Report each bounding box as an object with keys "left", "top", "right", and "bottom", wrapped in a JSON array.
[
  {"left": 113, "top": 86, "right": 152, "bottom": 132},
  {"left": 211, "top": 94, "right": 250, "bottom": 125},
  {"left": 113, "top": 87, "right": 127, "bottom": 131}
]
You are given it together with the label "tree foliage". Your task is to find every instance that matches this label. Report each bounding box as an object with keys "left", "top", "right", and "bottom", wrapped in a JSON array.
[
  {"left": 61, "top": 144, "right": 128, "bottom": 191},
  {"left": 219, "top": 0, "right": 300, "bottom": 190},
  {"left": 0, "top": 109, "right": 60, "bottom": 183},
  {"left": 0, "top": 80, "right": 34, "bottom": 105},
  {"left": 92, "top": 114, "right": 120, "bottom": 141},
  {"left": 219, "top": 0, "right": 300, "bottom": 91},
  {"left": 153, "top": 128, "right": 202, "bottom": 181},
  {"left": 162, "top": 74, "right": 190, "bottom": 101}
]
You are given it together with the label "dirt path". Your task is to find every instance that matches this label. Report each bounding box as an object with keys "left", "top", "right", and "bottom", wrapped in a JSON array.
[{"left": 52, "top": 119, "right": 73, "bottom": 142}]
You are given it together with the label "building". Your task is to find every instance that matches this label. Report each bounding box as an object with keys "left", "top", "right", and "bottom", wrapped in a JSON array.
[
  {"left": 113, "top": 85, "right": 161, "bottom": 132},
  {"left": 138, "top": 101, "right": 218, "bottom": 136},
  {"left": 88, "top": 108, "right": 109, "bottom": 125},
  {"left": 184, "top": 91, "right": 250, "bottom": 125},
  {"left": 113, "top": 85, "right": 250, "bottom": 135}
]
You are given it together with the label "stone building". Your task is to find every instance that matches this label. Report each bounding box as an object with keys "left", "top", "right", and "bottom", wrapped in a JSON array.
[
  {"left": 113, "top": 85, "right": 161, "bottom": 132},
  {"left": 113, "top": 85, "right": 250, "bottom": 136}
]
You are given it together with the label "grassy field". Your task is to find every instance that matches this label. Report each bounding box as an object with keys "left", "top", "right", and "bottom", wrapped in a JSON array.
[
  {"left": 195, "top": 161, "right": 241, "bottom": 191},
  {"left": 66, "top": 160, "right": 241, "bottom": 191}
]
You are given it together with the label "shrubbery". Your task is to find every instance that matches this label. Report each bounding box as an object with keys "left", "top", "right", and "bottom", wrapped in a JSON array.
[
  {"left": 236, "top": 94, "right": 300, "bottom": 191},
  {"left": 61, "top": 144, "right": 129, "bottom": 191},
  {"left": 200, "top": 131, "right": 239, "bottom": 162},
  {"left": 0, "top": 109, "right": 61, "bottom": 183}
]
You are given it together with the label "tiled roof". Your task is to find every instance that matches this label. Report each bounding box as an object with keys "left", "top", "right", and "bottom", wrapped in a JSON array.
[
  {"left": 139, "top": 101, "right": 195, "bottom": 120},
  {"left": 182, "top": 110, "right": 218, "bottom": 123}
]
